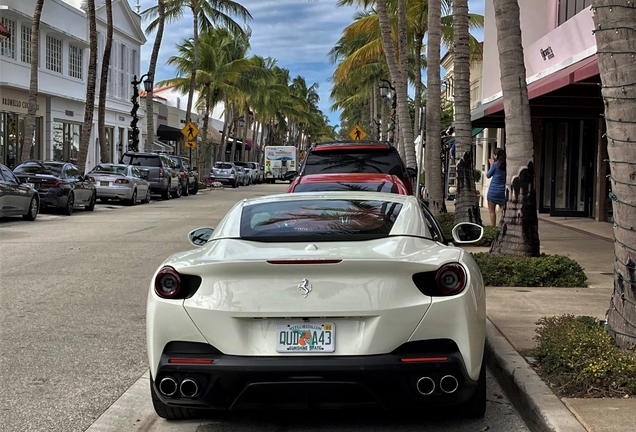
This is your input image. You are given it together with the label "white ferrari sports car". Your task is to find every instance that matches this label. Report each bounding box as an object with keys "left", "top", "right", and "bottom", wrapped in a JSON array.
[{"left": 147, "top": 192, "right": 486, "bottom": 419}]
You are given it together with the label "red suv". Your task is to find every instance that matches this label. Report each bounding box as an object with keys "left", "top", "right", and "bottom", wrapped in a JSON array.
[{"left": 295, "top": 141, "right": 417, "bottom": 194}]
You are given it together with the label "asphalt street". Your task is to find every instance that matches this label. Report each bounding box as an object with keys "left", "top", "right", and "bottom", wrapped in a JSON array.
[{"left": 1, "top": 183, "right": 528, "bottom": 432}]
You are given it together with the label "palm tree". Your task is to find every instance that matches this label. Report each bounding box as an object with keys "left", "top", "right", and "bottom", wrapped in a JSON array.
[
  {"left": 142, "top": 0, "right": 166, "bottom": 153},
  {"left": 20, "top": 0, "right": 45, "bottom": 163},
  {"left": 97, "top": 0, "right": 112, "bottom": 163},
  {"left": 591, "top": 0, "right": 636, "bottom": 348},
  {"left": 452, "top": 0, "right": 481, "bottom": 226},
  {"left": 77, "top": 0, "right": 98, "bottom": 173},
  {"left": 487, "top": 0, "right": 540, "bottom": 257}
]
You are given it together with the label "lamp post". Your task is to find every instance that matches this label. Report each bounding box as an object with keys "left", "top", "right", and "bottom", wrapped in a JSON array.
[
  {"left": 379, "top": 79, "right": 396, "bottom": 145},
  {"left": 373, "top": 119, "right": 381, "bottom": 141},
  {"left": 130, "top": 73, "right": 153, "bottom": 152}
]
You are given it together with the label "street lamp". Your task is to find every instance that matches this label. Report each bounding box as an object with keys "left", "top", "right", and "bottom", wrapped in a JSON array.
[{"left": 130, "top": 73, "right": 153, "bottom": 152}]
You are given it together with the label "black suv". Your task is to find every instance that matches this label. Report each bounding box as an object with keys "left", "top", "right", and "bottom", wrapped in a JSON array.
[
  {"left": 120, "top": 152, "right": 180, "bottom": 200},
  {"left": 296, "top": 141, "right": 416, "bottom": 194},
  {"left": 170, "top": 155, "right": 199, "bottom": 196}
]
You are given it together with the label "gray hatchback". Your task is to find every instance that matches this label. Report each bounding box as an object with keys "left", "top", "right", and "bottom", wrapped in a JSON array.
[{"left": 211, "top": 162, "right": 240, "bottom": 188}]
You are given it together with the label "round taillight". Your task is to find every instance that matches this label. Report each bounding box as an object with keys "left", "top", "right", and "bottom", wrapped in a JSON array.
[
  {"left": 435, "top": 263, "right": 467, "bottom": 296},
  {"left": 154, "top": 266, "right": 182, "bottom": 299}
]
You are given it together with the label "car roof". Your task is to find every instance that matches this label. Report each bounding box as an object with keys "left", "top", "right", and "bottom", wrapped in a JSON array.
[{"left": 297, "top": 173, "right": 400, "bottom": 184}]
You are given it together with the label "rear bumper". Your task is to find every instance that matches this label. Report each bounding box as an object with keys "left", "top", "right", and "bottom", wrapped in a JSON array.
[
  {"left": 95, "top": 186, "right": 133, "bottom": 200},
  {"left": 210, "top": 176, "right": 235, "bottom": 185},
  {"left": 149, "top": 180, "right": 169, "bottom": 193},
  {"left": 151, "top": 344, "right": 478, "bottom": 411},
  {"left": 38, "top": 189, "right": 69, "bottom": 209}
]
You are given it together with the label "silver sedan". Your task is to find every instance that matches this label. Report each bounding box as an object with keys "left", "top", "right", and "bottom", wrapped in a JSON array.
[{"left": 88, "top": 164, "right": 151, "bottom": 205}]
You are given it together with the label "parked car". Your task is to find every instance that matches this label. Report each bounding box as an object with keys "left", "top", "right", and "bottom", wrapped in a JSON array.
[
  {"left": 295, "top": 141, "right": 417, "bottom": 194},
  {"left": 88, "top": 163, "right": 151, "bottom": 205},
  {"left": 210, "top": 162, "right": 241, "bottom": 188},
  {"left": 169, "top": 155, "right": 199, "bottom": 196},
  {"left": 234, "top": 161, "right": 257, "bottom": 185},
  {"left": 13, "top": 161, "right": 96, "bottom": 215},
  {"left": 248, "top": 162, "right": 264, "bottom": 183},
  {"left": 287, "top": 173, "right": 408, "bottom": 194},
  {"left": 235, "top": 165, "right": 250, "bottom": 186},
  {"left": 120, "top": 152, "right": 180, "bottom": 200},
  {"left": 0, "top": 163, "right": 39, "bottom": 221},
  {"left": 147, "top": 192, "right": 485, "bottom": 419}
]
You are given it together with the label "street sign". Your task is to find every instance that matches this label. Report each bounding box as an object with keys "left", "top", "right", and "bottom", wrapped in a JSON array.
[
  {"left": 184, "top": 141, "right": 196, "bottom": 148},
  {"left": 299, "top": 150, "right": 306, "bottom": 160},
  {"left": 181, "top": 122, "right": 199, "bottom": 141},
  {"left": 349, "top": 125, "right": 367, "bottom": 141}
]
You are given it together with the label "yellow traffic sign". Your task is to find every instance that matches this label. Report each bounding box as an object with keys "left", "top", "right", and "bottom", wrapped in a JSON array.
[
  {"left": 184, "top": 141, "right": 196, "bottom": 148},
  {"left": 181, "top": 122, "right": 199, "bottom": 140},
  {"left": 349, "top": 125, "right": 367, "bottom": 141}
]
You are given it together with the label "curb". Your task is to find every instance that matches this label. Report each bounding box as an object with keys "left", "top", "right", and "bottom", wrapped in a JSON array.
[{"left": 485, "top": 320, "right": 587, "bottom": 432}]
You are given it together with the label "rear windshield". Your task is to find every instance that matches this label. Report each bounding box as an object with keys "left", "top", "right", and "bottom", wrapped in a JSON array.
[
  {"left": 92, "top": 165, "right": 127, "bottom": 175},
  {"left": 294, "top": 182, "right": 400, "bottom": 194},
  {"left": 14, "top": 162, "right": 63, "bottom": 176},
  {"left": 121, "top": 155, "right": 161, "bottom": 167},
  {"left": 240, "top": 199, "right": 402, "bottom": 241},
  {"left": 214, "top": 163, "right": 233, "bottom": 169},
  {"left": 303, "top": 149, "right": 405, "bottom": 178},
  {"left": 234, "top": 162, "right": 249, "bottom": 167}
]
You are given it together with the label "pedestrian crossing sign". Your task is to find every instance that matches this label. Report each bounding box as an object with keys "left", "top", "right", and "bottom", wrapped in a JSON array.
[
  {"left": 181, "top": 122, "right": 199, "bottom": 140},
  {"left": 349, "top": 125, "right": 367, "bottom": 141}
]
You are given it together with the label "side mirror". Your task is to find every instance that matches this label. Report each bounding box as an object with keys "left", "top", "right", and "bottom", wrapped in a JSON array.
[
  {"left": 451, "top": 222, "right": 484, "bottom": 244},
  {"left": 406, "top": 167, "right": 418, "bottom": 178},
  {"left": 188, "top": 227, "right": 215, "bottom": 247},
  {"left": 283, "top": 170, "right": 298, "bottom": 180}
]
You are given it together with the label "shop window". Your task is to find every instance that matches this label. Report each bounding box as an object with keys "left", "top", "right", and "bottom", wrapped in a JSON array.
[
  {"left": 21, "top": 24, "right": 31, "bottom": 63},
  {"left": 0, "top": 113, "right": 40, "bottom": 168},
  {"left": 53, "top": 121, "right": 80, "bottom": 162},
  {"left": 46, "top": 35, "right": 62, "bottom": 73},
  {"left": 1, "top": 18, "right": 15, "bottom": 59},
  {"left": 558, "top": 0, "right": 592, "bottom": 26},
  {"left": 69, "top": 45, "right": 83, "bottom": 79}
]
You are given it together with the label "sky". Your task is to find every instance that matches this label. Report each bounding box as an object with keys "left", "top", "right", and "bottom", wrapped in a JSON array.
[{"left": 127, "top": 0, "right": 486, "bottom": 128}]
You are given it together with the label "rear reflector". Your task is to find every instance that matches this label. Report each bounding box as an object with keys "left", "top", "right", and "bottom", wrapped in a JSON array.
[
  {"left": 266, "top": 259, "right": 343, "bottom": 265},
  {"left": 168, "top": 358, "right": 214, "bottom": 364},
  {"left": 400, "top": 357, "right": 449, "bottom": 363}
]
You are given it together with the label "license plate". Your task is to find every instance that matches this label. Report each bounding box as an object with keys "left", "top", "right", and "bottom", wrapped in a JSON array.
[
  {"left": 100, "top": 181, "right": 109, "bottom": 186},
  {"left": 276, "top": 322, "right": 335, "bottom": 353}
]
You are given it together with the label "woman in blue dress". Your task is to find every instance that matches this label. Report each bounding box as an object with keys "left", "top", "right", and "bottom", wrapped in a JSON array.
[{"left": 486, "top": 148, "right": 506, "bottom": 226}]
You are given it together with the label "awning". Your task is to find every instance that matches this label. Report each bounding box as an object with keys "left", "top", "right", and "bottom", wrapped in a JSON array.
[
  {"left": 207, "top": 127, "right": 222, "bottom": 144},
  {"left": 0, "top": 22, "right": 10, "bottom": 39},
  {"left": 444, "top": 128, "right": 485, "bottom": 144},
  {"left": 153, "top": 141, "right": 174, "bottom": 153},
  {"left": 225, "top": 137, "right": 252, "bottom": 151},
  {"left": 157, "top": 124, "right": 183, "bottom": 141}
]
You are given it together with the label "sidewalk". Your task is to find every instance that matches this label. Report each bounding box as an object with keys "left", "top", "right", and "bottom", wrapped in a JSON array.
[{"left": 460, "top": 205, "right": 635, "bottom": 431}]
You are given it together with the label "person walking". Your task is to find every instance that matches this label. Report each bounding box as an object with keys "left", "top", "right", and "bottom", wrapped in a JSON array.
[{"left": 486, "top": 148, "right": 506, "bottom": 226}]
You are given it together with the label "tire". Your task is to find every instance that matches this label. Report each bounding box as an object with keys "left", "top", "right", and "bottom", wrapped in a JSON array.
[
  {"left": 183, "top": 181, "right": 189, "bottom": 196},
  {"left": 23, "top": 196, "right": 39, "bottom": 221},
  {"left": 100, "top": 198, "right": 109, "bottom": 204},
  {"left": 63, "top": 192, "right": 74, "bottom": 216},
  {"left": 232, "top": 180, "right": 238, "bottom": 189},
  {"left": 150, "top": 379, "right": 198, "bottom": 420},
  {"left": 86, "top": 191, "right": 96, "bottom": 211},
  {"left": 461, "top": 359, "right": 487, "bottom": 418},
  {"left": 161, "top": 184, "right": 171, "bottom": 200},
  {"left": 190, "top": 181, "right": 198, "bottom": 195},
  {"left": 128, "top": 189, "right": 137, "bottom": 206},
  {"left": 142, "top": 188, "right": 151, "bottom": 204},
  {"left": 171, "top": 182, "right": 182, "bottom": 198}
]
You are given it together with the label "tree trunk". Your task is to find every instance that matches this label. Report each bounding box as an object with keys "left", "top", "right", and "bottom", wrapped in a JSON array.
[
  {"left": 396, "top": 0, "right": 416, "bottom": 168},
  {"left": 413, "top": 35, "right": 424, "bottom": 136},
  {"left": 488, "top": 0, "right": 540, "bottom": 256},
  {"left": 20, "top": 0, "right": 45, "bottom": 163},
  {"left": 97, "top": 0, "right": 112, "bottom": 164},
  {"left": 220, "top": 99, "right": 230, "bottom": 161},
  {"left": 453, "top": 0, "right": 482, "bottom": 225},
  {"left": 77, "top": 0, "right": 98, "bottom": 173},
  {"left": 424, "top": 0, "right": 446, "bottom": 216},
  {"left": 185, "top": 1, "right": 198, "bottom": 126},
  {"left": 200, "top": 85, "right": 210, "bottom": 174},
  {"left": 591, "top": 0, "right": 636, "bottom": 348},
  {"left": 145, "top": 0, "right": 165, "bottom": 152}
]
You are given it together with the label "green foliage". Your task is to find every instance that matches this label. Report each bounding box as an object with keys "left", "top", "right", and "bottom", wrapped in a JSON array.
[
  {"left": 533, "top": 315, "right": 636, "bottom": 397},
  {"left": 473, "top": 169, "right": 482, "bottom": 183},
  {"left": 471, "top": 253, "right": 588, "bottom": 287},
  {"left": 436, "top": 212, "right": 495, "bottom": 247}
]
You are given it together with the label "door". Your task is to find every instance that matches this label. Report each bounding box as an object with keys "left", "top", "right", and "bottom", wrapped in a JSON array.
[{"left": 541, "top": 120, "right": 596, "bottom": 217}]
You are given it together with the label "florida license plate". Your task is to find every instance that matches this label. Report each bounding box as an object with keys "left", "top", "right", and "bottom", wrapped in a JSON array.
[
  {"left": 276, "top": 322, "right": 335, "bottom": 353},
  {"left": 100, "top": 181, "right": 109, "bottom": 186}
]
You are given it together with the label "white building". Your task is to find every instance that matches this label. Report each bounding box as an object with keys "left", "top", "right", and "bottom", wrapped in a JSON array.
[{"left": 0, "top": 0, "right": 145, "bottom": 172}]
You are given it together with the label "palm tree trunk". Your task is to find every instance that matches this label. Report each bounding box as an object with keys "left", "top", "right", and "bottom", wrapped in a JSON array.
[
  {"left": 20, "top": 0, "right": 44, "bottom": 163},
  {"left": 77, "top": 0, "right": 98, "bottom": 173},
  {"left": 452, "top": 0, "right": 481, "bottom": 225},
  {"left": 221, "top": 99, "right": 230, "bottom": 161},
  {"left": 242, "top": 106, "right": 249, "bottom": 161},
  {"left": 413, "top": 35, "right": 424, "bottom": 138},
  {"left": 396, "top": 0, "right": 415, "bottom": 168},
  {"left": 201, "top": 85, "right": 210, "bottom": 173},
  {"left": 592, "top": 0, "right": 636, "bottom": 349},
  {"left": 488, "top": 0, "right": 540, "bottom": 256},
  {"left": 185, "top": 1, "right": 198, "bottom": 125},
  {"left": 145, "top": 0, "right": 165, "bottom": 152},
  {"left": 424, "top": 0, "right": 446, "bottom": 216},
  {"left": 97, "top": 0, "right": 112, "bottom": 164}
]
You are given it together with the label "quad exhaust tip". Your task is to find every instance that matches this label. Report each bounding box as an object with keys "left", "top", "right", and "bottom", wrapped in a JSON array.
[
  {"left": 439, "top": 375, "right": 459, "bottom": 394},
  {"left": 180, "top": 378, "right": 199, "bottom": 398},
  {"left": 159, "top": 376, "right": 178, "bottom": 397},
  {"left": 416, "top": 376, "right": 435, "bottom": 395}
]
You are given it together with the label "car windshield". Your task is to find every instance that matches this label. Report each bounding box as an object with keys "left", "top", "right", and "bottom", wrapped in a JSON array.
[
  {"left": 92, "top": 165, "right": 127, "bottom": 175},
  {"left": 240, "top": 199, "right": 402, "bottom": 242},
  {"left": 234, "top": 162, "right": 249, "bottom": 168},
  {"left": 121, "top": 155, "right": 161, "bottom": 167},
  {"left": 14, "top": 162, "right": 63, "bottom": 176},
  {"left": 214, "top": 163, "right": 233, "bottom": 169},
  {"left": 294, "top": 181, "right": 400, "bottom": 194},
  {"left": 303, "top": 149, "right": 405, "bottom": 178}
]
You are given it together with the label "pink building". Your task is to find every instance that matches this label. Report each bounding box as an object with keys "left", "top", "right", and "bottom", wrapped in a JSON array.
[{"left": 471, "top": 0, "right": 611, "bottom": 222}]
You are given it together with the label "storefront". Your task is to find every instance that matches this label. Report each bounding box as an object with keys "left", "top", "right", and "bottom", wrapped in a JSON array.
[{"left": 0, "top": 87, "right": 45, "bottom": 168}]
